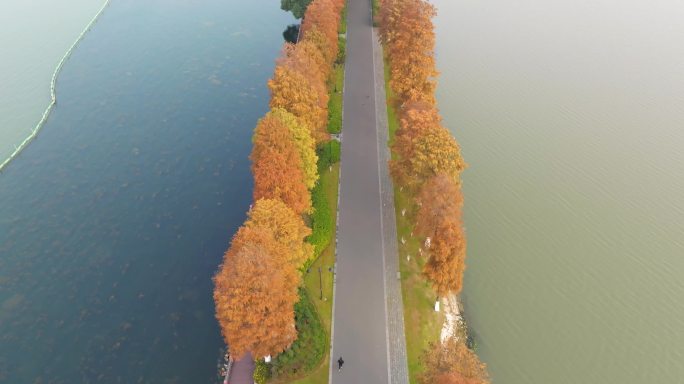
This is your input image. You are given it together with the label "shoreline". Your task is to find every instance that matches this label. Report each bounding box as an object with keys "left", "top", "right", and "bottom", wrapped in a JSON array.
[
  {"left": 440, "top": 294, "right": 463, "bottom": 342},
  {"left": 377, "top": 0, "right": 490, "bottom": 380}
]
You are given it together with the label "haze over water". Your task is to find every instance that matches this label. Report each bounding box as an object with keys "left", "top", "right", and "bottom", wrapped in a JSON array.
[
  {"left": 0, "top": 0, "right": 293, "bottom": 381},
  {"left": 0, "top": 0, "right": 107, "bottom": 165},
  {"left": 432, "top": 0, "right": 684, "bottom": 382}
]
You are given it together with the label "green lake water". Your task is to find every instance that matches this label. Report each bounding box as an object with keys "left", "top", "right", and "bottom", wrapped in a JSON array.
[{"left": 432, "top": 0, "right": 684, "bottom": 382}]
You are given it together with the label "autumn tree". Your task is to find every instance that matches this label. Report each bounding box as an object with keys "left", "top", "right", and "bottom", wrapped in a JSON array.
[
  {"left": 390, "top": 102, "right": 466, "bottom": 191},
  {"left": 252, "top": 111, "right": 312, "bottom": 215},
  {"left": 214, "top": 0, "right": 347, "bottom": 366},
  {"left": 380, "top": 0, "right": 438, "bottom": 105},
  {"left": 423, "top": 217, "right": 466, "bottom": 295},
  {"left": 419, "top": 338, "right": 490, "bottom": 384},
  {"left": 378, "top": 0, "right": 401, "bottom": 44},
  {"left": 391, "top": 124, "right": 466, "bottom": 191},
  {"left": 245, "top": 198, "right": 313, "bottom": 268},
  {"left": 300, "top": 28, "right": 336, "bottom": 71},
  {"left": 301, "top": 0, "right": 341, "bottom": 55},
  {"left": 264, "top": 108, "right": 319, "bottom": 189},
  {"left": 415, "top": 173, "right": 463, "bottom": 239},
  {"left": 279, "top": 42, "right": 329, "bottom": 117},
  {"left": 213, "top": 226, "right": 300, "bottom": 359},
  {"left": 281, "top": 0, "right": 312, "bottom": 19},
  {"left": 391, "top": 102, "right": 442, "bottom": 165},
  {"left": 269, "top": 65, "right": 328, "bottom": 141},
  {"left": 400, "top": 101, "right": 442, "bottom": 133},
  {"left": 417, "top": 174, "right": 467, "bottom": 295}
]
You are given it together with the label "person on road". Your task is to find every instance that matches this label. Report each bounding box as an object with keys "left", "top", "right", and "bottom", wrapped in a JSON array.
[{"left": 337, "top": 356, "right": 344, "bottom": 372}]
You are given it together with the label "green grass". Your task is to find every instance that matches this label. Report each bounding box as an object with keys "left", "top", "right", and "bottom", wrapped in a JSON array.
[
  {"left": 293, "top": 160, "right": 340, "bottom": 384},
  {"left": 328, "top": 64, "right": 345, "bottom": 134},
  {"left": 371, "top": 0, "right": 380, "bottom": 25},
  {"left": 383, "top": 57, "right": 444, "bottom": 384},
  {"left": 338, "top": 6, "right": 348, "bottom": 35},
  {"left": 384, "top": 63, "right": 399, "bottom": 143}
]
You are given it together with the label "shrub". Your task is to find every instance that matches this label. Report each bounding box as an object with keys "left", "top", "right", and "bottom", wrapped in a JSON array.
[
  {"left": 327, "top": 94, "right": 342, "bottom": 134},
  {"left": 318, "top": 140, "right": 341, "bottom": 168},
  {"left": 270, "top": 289, "right": 327, "bottom": 379},
  {"left": 336, "top": 37, "right": 346, "bottom": 64},
  {"left": 253, "top": 360, "right": 271, "bottom": 384},
  {"left": 327, "top": 63, "right": 344, "bottom": 134},
  {"left": 307, "top": 179, "right": 333, "bottom": 264}
]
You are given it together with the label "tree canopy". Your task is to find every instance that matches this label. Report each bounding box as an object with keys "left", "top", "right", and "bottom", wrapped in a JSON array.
[
  {"left": 391, "top": 124, "right": 466, "bottom": 191},
  {"left": 265, "top": 108, "right": 319, "bottom": 190},
  {"left": 416, "top": 174, "right": 467, "bottom": 295},
  {"left": 213, "top": 226, "right": 300, "bottom": 359},
  {"left": 278, "top": 42, "right": 329, "bottom": 124},
  {"left": 380, "top": 0, "right": 438, "bottom": 105},
  {"left": 416, "top": 173, "right": 463, "bottom": 239},
  {"left": 301, "top": 0, "right": 344, "bottom": 55},
  {"left": 214, "top": 0, "right": 345, "bottom": 364},
  {"left": 281, "top": 0, "right": 313, "bottom": 19},
  {"left": 419, "top": 338, "right": 490, "bottom": 384},
  {"left": 252, "top": 111, "right": 312, "bottom": 215},
  {"left": 422, "top": 219, "right": 466, "bottom": 296},
  {"left": 245, "top": 198, "right": 313, "bottom": 268},
  {"left": 269, "top": 65, "right": 328, "bottom": 142}
]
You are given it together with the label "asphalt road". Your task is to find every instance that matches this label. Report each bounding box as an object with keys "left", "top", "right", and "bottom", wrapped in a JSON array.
[{"left": 330, "top": 0, "right": 392, "bottom": 382}]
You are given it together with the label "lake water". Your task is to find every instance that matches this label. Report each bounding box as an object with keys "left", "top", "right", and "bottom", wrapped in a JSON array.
[
  {"left": 432, "top": 0, "right": 684, "bottom": 382},
  {"left": 0, "top": 0, "right": 107, "bottom": 168},
  {"left": 0, "top": 0, "right": 293, "bottom": 382}
]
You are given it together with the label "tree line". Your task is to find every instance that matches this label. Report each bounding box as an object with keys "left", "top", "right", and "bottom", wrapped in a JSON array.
[
  {"left": 213, "top": 0, "right": 345, "bottom": 361},
  {"left": 379, "top": 0, "right": 490, "bottom": 382}
]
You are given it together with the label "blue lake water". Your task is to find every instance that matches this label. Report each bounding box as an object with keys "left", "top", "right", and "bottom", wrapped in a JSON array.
[{"left": 0, "top": 1, "right": 294, "bottom": 381}]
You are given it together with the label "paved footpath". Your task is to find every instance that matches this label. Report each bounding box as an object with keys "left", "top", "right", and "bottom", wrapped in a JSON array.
[
  {"left": 227, "top": 354, "right": 254, "bottom": 384},
  {"left": 329, "top": 0, "right": 409, "bottom": 382}
]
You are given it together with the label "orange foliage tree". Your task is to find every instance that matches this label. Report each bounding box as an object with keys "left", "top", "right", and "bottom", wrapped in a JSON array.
[
  {"left": 245, "top": 198, "right": 313, "bottom": 268},
  {"left": 267, "top": 108, "right": 319, "bottom": 190},
  {"left": 423, "top": 217, "right": 466, "bottom": 296},
  {"left": 279, "top": 41, "right": 329, "bottom": 119},
  {"left": 391, "top": 102, "right": 441, "bottom": 182},
  {"left": 300, "top": 28, "right": 336, "bottom": 71},
  {"left": 391, "top": 123, "right": 466, "bottom": 191},
  {"left": 269, "top": 0, "right": 345, "bottom": 142},
  {"left": 417, "top": 174, "right": 467, "bottom": 295},
  {"left": 251, "top": 111, "right": 312, "bottom": 215},
  {"left": 213, "top": 226, "right": 300, "bottom": 359},
  {"left": 419, "top": 338, "right": 490, "bottom": 384},
  {"left": 416, "top": 173, "right": 463, "bottom": 239},
  {"left": 269, "top": 65, "right": 328, "bottom": 141},
  {"left": 380, "top": 0, "right": 438, "bottom": 105},
  {"left": 214, "top": 0, "right": 346, "bottom": 366},
  {"left": 301, "top": 0, "right": 343, "bottom": 54}
]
